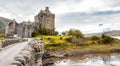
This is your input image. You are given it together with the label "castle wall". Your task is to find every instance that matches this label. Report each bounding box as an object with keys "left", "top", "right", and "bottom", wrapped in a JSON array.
[{"left": 17, "top": 22, "right": 34, "bottom": 38}]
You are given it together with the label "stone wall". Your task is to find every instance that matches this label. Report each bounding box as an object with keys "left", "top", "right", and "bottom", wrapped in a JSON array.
[
  {"left": 11, "top": 39, "right": 44, "bottom": 66},
  {"left": 0, "top": 39, "right": 27, "bottom": 50}
]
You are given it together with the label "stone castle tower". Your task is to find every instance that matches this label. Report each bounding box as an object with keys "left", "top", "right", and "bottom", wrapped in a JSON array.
[
  {"left": 6, "top": 7, "right": 55, "bottom": 38},
  {"left": 34, "top": 7, "right": 55, "bottom": 31}
]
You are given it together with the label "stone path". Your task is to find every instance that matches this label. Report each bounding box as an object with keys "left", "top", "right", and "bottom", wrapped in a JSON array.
[{"left": 0, "top": 38, "right": 31, "bottom": 66}]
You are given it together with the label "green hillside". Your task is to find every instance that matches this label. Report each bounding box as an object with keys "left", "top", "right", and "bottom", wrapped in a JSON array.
[{"left": 0, "top": 20, "right": 5, "bottom": 33}]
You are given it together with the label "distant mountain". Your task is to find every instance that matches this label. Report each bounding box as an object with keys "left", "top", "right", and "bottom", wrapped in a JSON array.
[
  {"left": 104, "top": 30, "right": 120, "bottom": 36},
  {"left": 0, "top": 17, "right": 12, "bottom": 34},
  {"left": 85, "top": 30, "right": 120, "bottom": 36}
]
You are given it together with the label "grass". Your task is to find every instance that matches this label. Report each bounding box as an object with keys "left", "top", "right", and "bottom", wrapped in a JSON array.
[
  {"left": 42, "top": 36, "right": 70, "bottom": 44},
  {"left": 0, "top": 37, "right": 6, "bottom": 40},
  {"left": 34, "top": 35, "right": 120, "bottom": 54},
  {"left": 43, "top": 36, "right": 120, "bottom": 54},
  {"left": 0, "top": 34, "right": 7, "bottom": 40},
  {"left": 45, "top": 43, "right": 120, "bottom": 54}
]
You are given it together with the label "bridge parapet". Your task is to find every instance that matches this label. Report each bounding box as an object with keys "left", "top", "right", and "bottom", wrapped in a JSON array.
[
  {"left": 0, "top": 39, "right": 28, "bottom": 50},
  {"left": 11, "top": 39, "right": 44, "bottom": 66}
]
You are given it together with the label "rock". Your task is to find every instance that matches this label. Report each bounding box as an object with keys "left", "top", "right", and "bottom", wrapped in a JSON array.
[
  {"left": 43, "top": 52, "right": 51, "bottom": 58},
  {"left": 111, "top": 48, "right": 120, "bottom": 52},
  {"left": 11, "top": 61, "right": 23, "bottom": 66},
  {"left": 0, "top": 41, "right": 3, "bottom": 50}
]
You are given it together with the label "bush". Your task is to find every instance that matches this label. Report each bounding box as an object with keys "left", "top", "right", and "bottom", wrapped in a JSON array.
[
  {"left": 66, "top": 37, "right": 87, "bottom": 46},
  {"left": 45, "top": 43, "right": 69, "bottom": 51},
  {"left": 32, "top": 30, "right": 40, "bottom": 37},
  {"left": 50, "top": 38, "right": 55, "bottom": 43},
  {"left": 101, "top": 34, "right": 115, "bottom": 44},
  {"left": 47, "top": 37, "right": 51, "bottom": 40},
  {"left": 60, "top": 37, "right": 63, "bottom": 40},
  {"left": 68, "top": 29, "right": 84, "bottom": 38},
  {"left": 65, "top": 37, "right": 72, "bottom": 42},
  {"left": 91, "top": 35, "right": 100, "bottom": 40},
  {"left": 0, "top": 34, "right": 5, "bottom": 37}
]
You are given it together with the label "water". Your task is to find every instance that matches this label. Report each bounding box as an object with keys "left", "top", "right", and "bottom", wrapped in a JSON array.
[
  {"left": 52, "top": 53, "right": 120, "bottom": 66},
  {"left": 112, "top": 36, "right": 120, "bottom": 39}
]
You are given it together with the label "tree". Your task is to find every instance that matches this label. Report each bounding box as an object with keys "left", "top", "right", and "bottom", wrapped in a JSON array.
[
  {"left": 91, "top": 35, "right": 100, "bottom": 40},
  {"left": 32, "top": 25, "right": 57, "bottom": 37},
  {"left": 62, "top": 31, "right": 66, "bottom": 35},
  {"left": 101, "top": 34, "right": 115, "bottom": 44},
  {"left": 55, "top": 31, "right": 59, "bottom": 35},
  {"left": 68, "top": 29, "right": 84, "bottom": 38}
]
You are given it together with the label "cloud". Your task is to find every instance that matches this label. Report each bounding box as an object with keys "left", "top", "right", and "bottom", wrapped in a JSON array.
[
  {"left": 55, "top": 11, "right": 120, "bottom": 33},
  {"left": 0, "top": 0, "right": 120, "bottom": 33}
]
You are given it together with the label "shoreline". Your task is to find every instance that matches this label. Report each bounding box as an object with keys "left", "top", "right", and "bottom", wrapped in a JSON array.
[
  {"left": 44, "top": 48, "right": 120, "bottom": 58},
  {"left": 43, "top": 52, "right": 120, "bottom": 65}
]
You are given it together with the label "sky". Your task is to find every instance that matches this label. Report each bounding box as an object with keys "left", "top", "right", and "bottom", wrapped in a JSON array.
[{"left": 0, "top": 0, "right": 120, "bottom": 34}]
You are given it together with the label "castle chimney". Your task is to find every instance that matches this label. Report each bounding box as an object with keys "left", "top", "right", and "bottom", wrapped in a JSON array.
[
  {"left": 13, "top": 19, "right": 16, "bottom": 34},
  {"left": 13, "top": 19, "right": 16, "bottom": 30},
  {"left": 45, "top": 7, "right": 49, "bottom": 13}
]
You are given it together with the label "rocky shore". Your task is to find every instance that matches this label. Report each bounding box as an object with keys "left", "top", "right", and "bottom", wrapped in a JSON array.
[
  {"left": 43, "top": 48, "right": 120, "bottom": 65},
  {"left": 44, "top": 48, "right": 120, "bottom": 57}
]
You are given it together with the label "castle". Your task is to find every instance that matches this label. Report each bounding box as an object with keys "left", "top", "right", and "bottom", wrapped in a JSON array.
[{"left": 5, "top": 7, "right": 55, "bottom": 38}]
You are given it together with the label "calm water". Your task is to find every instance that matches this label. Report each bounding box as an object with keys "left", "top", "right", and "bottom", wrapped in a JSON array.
[
  {"left": 112, "top": 36, "right": 120, "bottom": 39},
  {"left": 52, "top": 53, "right": 120, "bottom": 66}
]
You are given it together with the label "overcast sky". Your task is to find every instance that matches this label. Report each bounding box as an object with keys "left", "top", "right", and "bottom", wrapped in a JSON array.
[{"left": 0, "top": 0, "right": 120, "bottom": 34}]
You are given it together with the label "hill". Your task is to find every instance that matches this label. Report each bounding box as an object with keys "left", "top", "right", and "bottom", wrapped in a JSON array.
[
  {"left": 85, "top": 30, "right": 120, "bottom": 36},
  {"left": 0, "top": 17, "right": 12, "bottom": 34},
  {"left": 104, "top": 30, "right": 120, "bottom": 36}
]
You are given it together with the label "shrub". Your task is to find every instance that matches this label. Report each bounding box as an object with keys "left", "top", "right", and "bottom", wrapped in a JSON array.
[
  {"left": 45, "top": 43, "right": 69, "bottom": 51},
  {"left": 47, "top": 37, "right": 51, "bottom": 40},
  {"left": 68, "top": 29, "right": 84, "bottom": 38},
  {"left": 65, "top": 37, "right": 72, "bottom": 42},
  {"left": 91, "top": 35, "right": 100, "bottom": 40},
  {"left": 31, "top": 30, "right": 40, "bottom": 37},
  {"left": 101, "top": 34, "right": 115, "bottom": 44},
  {"left": 60, "top": 37, "right": 63, "bottom": 40},
  {"left": 66, "top": 37, "right": 86, "bottom": 46},
  {"left": 0, "top": 34, "right": 5, "bottom": 37},
  {"left": 50, "top": 38, "right": 55, "bottom": 43}
]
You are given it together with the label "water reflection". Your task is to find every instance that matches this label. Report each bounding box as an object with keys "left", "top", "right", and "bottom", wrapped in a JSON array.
[{"left": 52, "top": 53, "right": 120, "bottom": 66}]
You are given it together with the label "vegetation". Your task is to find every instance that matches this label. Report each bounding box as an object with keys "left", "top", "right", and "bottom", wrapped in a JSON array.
[
  {"left": 43, "top": 29, "right": 120, "bottom": 55},
  {"left": 32, "top": 26, "right": 58, "bottom": 37},
  {"left": 0, "top": 34, "right": 6, "bottom": 40},
  {"left": 101, "top": 34, "right": 115, "bottom": 44},
  {"left": 67, "top": 29, "right": 84, "bottom": 38},
  {"left": 0, "top": 20, "right": 5, "bottom": 34},
  {"left": 33, "top": 27, "right": 120, "bottom": 55},
  {"left": 43, "top": 36, "right": 70, "bottom": 44},
  {"left": 62, "top": 29, "right": 84, "bottom": 38}
]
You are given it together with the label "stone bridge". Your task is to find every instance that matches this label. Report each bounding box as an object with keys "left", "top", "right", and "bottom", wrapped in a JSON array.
[{"left": 0, "top": 38, "right": 44, "bottom": 66}]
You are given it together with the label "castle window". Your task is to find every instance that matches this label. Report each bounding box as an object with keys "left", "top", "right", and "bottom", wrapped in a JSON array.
[
  {"left": 28, "top": 27, "right": 30, "bottom": 29},
  {"left": 47, "top": 22, "right": 49, "bottom": 24}
]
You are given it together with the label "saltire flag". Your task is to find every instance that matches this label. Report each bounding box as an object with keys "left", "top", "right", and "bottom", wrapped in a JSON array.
[{"left": 99, "top": 24, "right": 103, "bottom": 26}]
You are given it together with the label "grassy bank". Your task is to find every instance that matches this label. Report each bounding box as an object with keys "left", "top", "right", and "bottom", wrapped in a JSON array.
[{"left": 43, "top": 35, "right": 120, "bottom": 55}]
